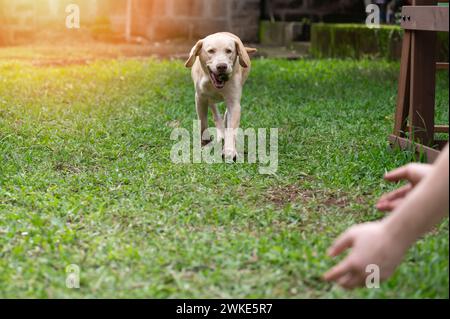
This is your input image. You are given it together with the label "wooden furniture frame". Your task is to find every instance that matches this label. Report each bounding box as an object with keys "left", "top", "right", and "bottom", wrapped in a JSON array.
[{"left": 389, "top": 0, "right": 449, "bottom": 163}]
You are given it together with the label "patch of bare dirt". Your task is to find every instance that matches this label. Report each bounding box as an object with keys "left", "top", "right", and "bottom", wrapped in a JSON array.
[
  {"left": 323, "top": 195, "right": 349, "bottom": 208},
  {"left": 266, "top": 184, "right": 315, "bottom": 207},
  {"left": 54, "top": 162, "right": 82, "bottom": 174},
  {"left": 266, "top": 184, "right": 366, "bottom": 208}
]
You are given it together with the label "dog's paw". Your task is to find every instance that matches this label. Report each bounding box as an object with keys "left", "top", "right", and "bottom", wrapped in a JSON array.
[{"left": 222, "top": 148, "right": 237, "bottom": 163}]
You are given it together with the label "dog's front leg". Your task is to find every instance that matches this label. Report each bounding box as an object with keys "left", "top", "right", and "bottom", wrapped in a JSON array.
[
  {"left": 210, "top": 104, "right": 225, "bottom": 142},
  {"left": 223, "top": 97, "right": 241, "bottom": 161},
  {"left": 196, "top": 93, "right": 209, "bottom": 146}
]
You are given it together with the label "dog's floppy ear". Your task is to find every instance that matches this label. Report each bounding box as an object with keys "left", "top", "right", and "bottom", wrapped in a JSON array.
[
  {"left": 235, "top": 39, "right": 252, "bottom": 68},
  {"left": 246, "top": 47, "right": 258, "bottom": 55},
  {"left": 185, "top": 40, "right": 203, "bottom": 68}
]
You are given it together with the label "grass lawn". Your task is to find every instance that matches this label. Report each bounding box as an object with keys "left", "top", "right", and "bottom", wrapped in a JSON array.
[{"left": 0, "top": 48, "right": 448, "bottom": 298}]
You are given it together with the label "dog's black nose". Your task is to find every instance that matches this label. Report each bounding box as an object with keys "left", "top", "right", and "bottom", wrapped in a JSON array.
[{"left": 217, "top": 63, "right": 228, "bottom": 73}]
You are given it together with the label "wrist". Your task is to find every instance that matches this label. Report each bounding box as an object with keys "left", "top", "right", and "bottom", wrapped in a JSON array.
[{"left": 381, "top": 216, "right": 417, "bottom": 251}]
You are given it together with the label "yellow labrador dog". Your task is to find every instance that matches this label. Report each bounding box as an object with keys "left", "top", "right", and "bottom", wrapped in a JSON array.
[{"left": 185, "top": 32, "right": 257, "bottom": 160}]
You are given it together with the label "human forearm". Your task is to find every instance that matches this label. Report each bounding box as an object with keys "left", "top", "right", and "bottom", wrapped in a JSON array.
[
  {"left": 324, "top": 145, "right": 449, "bottom": 289},
  {"left": 383, "top": 145, "right": 449, "bottom": 248}
]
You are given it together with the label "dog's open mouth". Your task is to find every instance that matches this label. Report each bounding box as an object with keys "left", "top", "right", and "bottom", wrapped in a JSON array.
[{"left": 209, "top": 71, "right": 229, "bottom": 89}]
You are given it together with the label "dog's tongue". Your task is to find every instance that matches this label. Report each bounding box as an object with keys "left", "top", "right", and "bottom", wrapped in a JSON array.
[{"left": 211, "top": 72, "right": 226, "bottom": 88}]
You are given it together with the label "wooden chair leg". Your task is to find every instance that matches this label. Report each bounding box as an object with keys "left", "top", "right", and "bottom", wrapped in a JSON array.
[
  {"left": 393, "top": 30, "right": 412, "bottom": 137},
  {"left": 409, "top": 30, "right": 437, "bottom": 147}
]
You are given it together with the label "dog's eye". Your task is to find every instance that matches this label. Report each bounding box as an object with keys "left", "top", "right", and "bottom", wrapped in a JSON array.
[
  {"left": 207, "top": 49, "right": 216, "bottom": 54},
  {"left": 225, "top": 49, "right": 233, "bottom": 54}
]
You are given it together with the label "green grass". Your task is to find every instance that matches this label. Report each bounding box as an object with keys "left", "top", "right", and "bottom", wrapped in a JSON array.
[{"left": 0, "top": 50, "right": 448, "bottom": 298}]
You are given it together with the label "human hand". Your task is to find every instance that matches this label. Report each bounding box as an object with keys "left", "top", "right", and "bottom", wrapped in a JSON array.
[
  {"left": 323, "top": 222, "right": 408, "bottom": 289},
  {"left": 376, "top": 163, "right": 432, "bottom": 212}
]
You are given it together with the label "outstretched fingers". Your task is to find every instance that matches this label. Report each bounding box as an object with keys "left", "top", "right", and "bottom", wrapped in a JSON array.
[
  {"left": 384, "top": 166, "right": 411, "bottom": 183},
  {"left": 323, "top": 257, "right": 354, "bottom": 282},
  {"left": 327, "top": 230, "right": 354, "bottom": 257},
  {"left": 376, "top": 184, "right": 412, "bottom": 211}
]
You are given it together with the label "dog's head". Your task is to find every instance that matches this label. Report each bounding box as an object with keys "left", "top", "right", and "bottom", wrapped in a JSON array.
[{"left": 185, "top": 33, "right": 257, "bottom": 89}]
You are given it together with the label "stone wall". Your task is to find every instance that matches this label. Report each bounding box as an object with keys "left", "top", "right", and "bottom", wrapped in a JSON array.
[
  {"left": 116, "top": 0, "right": 364, "bottom": 42},
  {"left": 0, "top": 0, "right": 368, "bottom": 45},
  {"left": 125, "top": 0, "right": 261, "bottom": 42}
]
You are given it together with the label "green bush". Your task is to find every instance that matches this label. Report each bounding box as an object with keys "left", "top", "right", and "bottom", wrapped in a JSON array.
[{"left": 311, "top": 23, "right": 449, "bottom": 60}]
